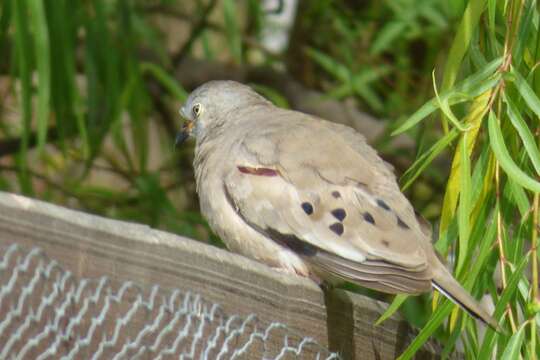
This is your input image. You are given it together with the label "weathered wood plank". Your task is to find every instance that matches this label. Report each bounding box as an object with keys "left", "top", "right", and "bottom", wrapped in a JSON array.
[{"left": 0, "top": 192, "right": 449, "bottom": 359}]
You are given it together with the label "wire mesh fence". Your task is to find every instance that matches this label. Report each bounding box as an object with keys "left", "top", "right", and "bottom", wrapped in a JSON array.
[{"left": 0, "top": 243, "right": 339, "bottom": 359}]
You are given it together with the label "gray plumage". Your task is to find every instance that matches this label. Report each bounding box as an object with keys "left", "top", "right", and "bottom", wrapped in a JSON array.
[{"left": 178, "top": 80, "right": 499, "bottom": 330}]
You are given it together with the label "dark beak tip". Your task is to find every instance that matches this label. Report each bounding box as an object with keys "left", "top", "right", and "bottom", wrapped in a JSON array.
[{"left": 175, "top": 131, "right": 190, "bottom": 148}]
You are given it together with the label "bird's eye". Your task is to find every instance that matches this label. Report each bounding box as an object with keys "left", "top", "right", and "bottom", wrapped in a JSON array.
[{"left": 192, "top": 103, "right": 203, "bottom": 118}]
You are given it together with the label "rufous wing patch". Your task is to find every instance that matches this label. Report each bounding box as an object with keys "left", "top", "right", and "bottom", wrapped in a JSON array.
[{"left": 237, "top": 165, "right": 280, "bottom": 177}]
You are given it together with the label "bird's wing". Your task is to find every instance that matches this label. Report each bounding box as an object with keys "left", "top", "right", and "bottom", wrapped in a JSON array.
[{"left": 223, "top": 114, "right": 432, "bottom": 293}]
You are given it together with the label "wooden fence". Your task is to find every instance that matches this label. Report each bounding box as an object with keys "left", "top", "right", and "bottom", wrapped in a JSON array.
[{"left": 0, "top": 191, "right": 451, "bottom": 359}]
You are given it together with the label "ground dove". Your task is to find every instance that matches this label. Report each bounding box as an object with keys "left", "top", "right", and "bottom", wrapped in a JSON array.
[{"left": 177, "top": 80, "right": 499, "bottom": 330}]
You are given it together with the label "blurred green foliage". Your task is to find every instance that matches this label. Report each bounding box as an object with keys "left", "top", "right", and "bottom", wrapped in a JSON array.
[{"left": 0, "top": 0, "right": 539, "bottom": 358}]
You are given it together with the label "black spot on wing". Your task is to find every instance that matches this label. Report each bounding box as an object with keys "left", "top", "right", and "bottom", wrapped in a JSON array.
[
  {"left": 331, "top": 208, "right": 346, "bottom": 222},
  {"left": 331, "top": 191, "right": 341, "bottom": 198},
  {"left": 301, "top": 202, "right": 313, "bottom": 215},
  {"left": 376, "top": 199, "right": 391, "bottom": 211},
  {"left": 223, "top": 184, "right": 319, "bottom": 259},
  {"left": 397, "top": 216, "right": 410, "bottom": 229},
  {"left": 363, "top": 212, "right": 375, "bottom": 225},
  {"left": 329, "top": 222, "right": 344, "bottom": 236}
]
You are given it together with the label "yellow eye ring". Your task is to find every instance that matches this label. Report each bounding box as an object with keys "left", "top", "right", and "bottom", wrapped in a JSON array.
[{"left": 192, "top": 103, "right": 203, "bottom": 118}]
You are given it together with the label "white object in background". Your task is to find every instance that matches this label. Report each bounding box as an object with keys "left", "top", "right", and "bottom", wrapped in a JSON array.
[{"left": 261, "top": 0, "right": 298, "bottom": 53}]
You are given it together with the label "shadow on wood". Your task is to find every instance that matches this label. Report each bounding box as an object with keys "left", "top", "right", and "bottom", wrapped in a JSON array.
[{"left": 325, "top": 289, "right": 356, "bottom": 359}]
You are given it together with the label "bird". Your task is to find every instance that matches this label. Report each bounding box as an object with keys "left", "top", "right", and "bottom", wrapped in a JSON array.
[{"left": 176, "top": 80, "right": 499, "bottom": 330}]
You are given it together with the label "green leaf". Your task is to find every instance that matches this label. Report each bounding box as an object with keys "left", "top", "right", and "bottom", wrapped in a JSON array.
[
  {"left": 487, "top": 0, "right": 496, "bottom": 33},
  {"left": 397, "top": 299, "right": 455, "bottom": 360},
  {"left": 83, "top": 0, "right": 124, "bottom": 163},
  {"left": 223, "top": 0, "right": 242, "bottom": 64},
  {"left": 140, "top": 62, "right": 188, "bottom": 101},
  {"left": 488, "top": 112, "right": 540, "bottom": 193},
  {"left": 370, "top": 21, "right": 407, "bottom": 55},
  {"left": 440, "top": 0, "right": 486, "bottom": 92},
  {"left": 439, "top": 90, "right": 491, "bottom": 234},
  {"left": 504, "top": 94, "right": 540, "bottom": 176},
  {"left": 12, "top": 0, "right": 33, "bottom": 194},
  {"left": 478, "top": 256, "right": 529, "bottom": 360},
  {"left": 28, "top": 0, "right": 51, "bottom": 153},
  {"left": 46, "top": 0, "right": 82, "bottom": 152},
  {"left": 500, "top": 322, "right": 526, "bottom": 360},
  {"left": 432, "top": 71, "right": 471, "bottom": 131},
  {"left": 438, "top": 0, "right": 487, "bottom": 124},
  {"left": 400, "top": 129, "right": 459, "bottom": 190},
  {"left": 419, "top": 5, "right": 448, "bottom": 28},
  {"left": 462, "top": 201, "right": 497, "bottom": 285},
  {"left": 392, "top": 57, "right": 502, "bottom": 135},
  {"left": 469, "top": 41, "right": 488, "bottom": 69},
  {"left": 306, "top": 48, "right": 350, "bottom": 82},
  {"left": 0, "top": 1, "right": 11, "bottom": 61},
  {"left": 456, "top": 132, "right": 471, "bottom": 274},
  {"left": 511, "top": 68, "right": 540, "bottom": 122},
  {"left": 512, "top": 0, "right": 535, "bottom": 68},
  {"left": 201, "top": 30, "right": 215, "bottom": 60},
  {"left": 351, "top": 67, "right": 390, "bottom": 111},
  {"left": 470, "top": 142, "right": 491, "bottom": 205},
  {"left": 375, "top": 294, "right": 408, "bottom": 326},
  {"left": 441, "top": 321, "right": 467, "bottom": 358},
  {"left": 507, "top": 178, "right": 531, "bottom": 217}
]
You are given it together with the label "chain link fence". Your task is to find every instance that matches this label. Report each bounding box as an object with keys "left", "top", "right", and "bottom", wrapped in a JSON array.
[{"left": 0, "top": 243, "right": 339, "bottom": 359}]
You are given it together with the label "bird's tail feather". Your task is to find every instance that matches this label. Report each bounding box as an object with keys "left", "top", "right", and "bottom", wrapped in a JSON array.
[{"left": 432, "top": 266, "right": 501, "bottom": 332}]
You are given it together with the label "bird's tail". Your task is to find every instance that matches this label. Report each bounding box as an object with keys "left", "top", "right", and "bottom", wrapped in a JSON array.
[{"left": 432, "top": 265, "right": 501, "bottom": 332}]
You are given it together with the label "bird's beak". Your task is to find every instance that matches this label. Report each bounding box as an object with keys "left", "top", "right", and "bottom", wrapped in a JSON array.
[
  {"left": 175, "top": 120, "right": 193, "bottom": 147},
  {"left": 175, "top": 105, "right": 193, "bottom": 147}
]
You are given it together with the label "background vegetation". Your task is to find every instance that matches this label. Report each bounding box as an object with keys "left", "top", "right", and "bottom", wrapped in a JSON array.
[{"left": 0, "top": 0, "right": 538, "bottom": 358}]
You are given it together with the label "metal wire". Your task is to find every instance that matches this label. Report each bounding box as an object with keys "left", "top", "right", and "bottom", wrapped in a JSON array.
[{"left": 0, "top": 243, "right": 339, "bottom": 359}]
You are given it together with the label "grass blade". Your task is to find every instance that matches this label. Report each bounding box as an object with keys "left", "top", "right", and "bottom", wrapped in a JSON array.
[
  {"left": 46, "top": 0, "right": 81, "bottom": 151},
  {"left": 28, "top": 0, "right": 51, "bottom": 152},
  {"left": 223, "top": 0, "right": 242, "bottom": 64},
  {"left": 141, "top": 62, "right": 188, "bottom": 101},
  {"left": 456, "top": 132, "right": 471, "bottom": 274},
  {"left": 306, "top": 48, "right": 350, "bottom": 82},
  {"left": 0, "top": 1, "right": 11, "bottom": 57},
  {"left": 11, "top": 0, "right": 33, "bottom": 194},
  {"left": 370, "top": 21, "right": 407, "bottom": 55}
]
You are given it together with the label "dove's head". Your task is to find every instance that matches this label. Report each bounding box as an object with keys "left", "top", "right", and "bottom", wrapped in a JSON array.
[{"left": 176, "top": 80, "right": 270, "bottom": 145}]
